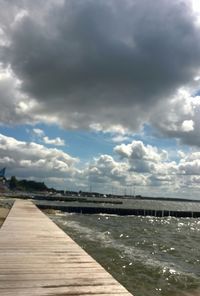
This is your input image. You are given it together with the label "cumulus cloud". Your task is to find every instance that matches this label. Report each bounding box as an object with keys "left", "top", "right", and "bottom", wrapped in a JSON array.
[
  {"left": 32, "top": 128, "right": 65, "bottom": 146},
  {"left": 178, "top": 151, "right": 200, "bottom": 175},
  {"left": 2, "top": 0, "right": 200, "bottom": 195},
  {"left": 181, "top": 120, "right": 194, "bottom": 132},
  {"left": 1, "top": 0, "right": 200, "bottom": 141},
  {"left": 88, "top": 154, "right": 129, "bottom": 184},
  {"left": 87, "top": 144, "right": 200, "bottom": 193},
  {"left": 0, "top": 133, "right": 77, "bottom": 181},
  {"left": 111, "top": 140, "right": 182, "bottom": 194},
  {"left": 114, "top": 140, "right": 171, "bottom": 173},
  {"left": 43, "top": 136, "right": 65, "bottom": 146},
  {"left": 0, "top": 64, "right": 36, "bottom": 125},
  {"left": 1, "top": 132, "right": 200, "bottom": 195},
  {"left": 79, "top": 140, "right": 200, "bottom": 198},
  {"left": 151, "top": 89, "right": 200, "bottom": 146},
  {"left": 84, "top": 140, "right": 179, "bottom": 194}
]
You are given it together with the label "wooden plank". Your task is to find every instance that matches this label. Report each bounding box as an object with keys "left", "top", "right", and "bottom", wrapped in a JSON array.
[{"left": 0, "top": 200, "right": 133, "bottom": 295}]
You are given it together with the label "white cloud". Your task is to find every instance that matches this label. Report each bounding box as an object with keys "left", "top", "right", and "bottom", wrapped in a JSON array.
[
  {"left": 32, "top": 128, "right": 65, "bottom": 146},
  {"left": 32, "top": 128, "right": 45, "bottom": 137},
  {"left": 88, "top": 154, "right": 129, "bottom": 184},
  {"left": 151, "top": 89, "right": 200, "bottom": 146},
  {"left": 181, "top": 120, "right": 194, "bottom": 132},
  {"left": 179, "top": 159, "right": 200, "bottom": 175},
  {"left": 86, "top": 141, "right": 179, "bottom": 194},
  {"left": 115, "top": 141, "right": 168, "bottom": 163},
  {"left": 178, "top": 150, "right": 186, "bottom": 159},
  {"left": 90, "top": 123, "right": 130, "bottom": 135},
  {"left": 43, "top": 136, "right": 65, "bottom": 146},
  {"left": 179, "top": 151, "right": 200, "bottom": 175},
  {"left": 13, "top": 10, "right": 29, "bottom": 25},
  {"left": 190, "top": 0, "right": 200, "bottom": 25},
  {"left": 0, "top": 64, "right": 38, "bottom": 125},
  {"left": 1, "top": 133, "right": 200, "bottom": 196},
  {"left": 0, "top": 134, "right": 78, "bottom": 182},
  {"left": 112, "top": 134, "right": 130, "bottom": 143}
]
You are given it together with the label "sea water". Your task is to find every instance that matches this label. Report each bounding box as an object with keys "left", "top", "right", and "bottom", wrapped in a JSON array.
[{"left": 48, "top": 212, "right": 200, "bottom": 296}]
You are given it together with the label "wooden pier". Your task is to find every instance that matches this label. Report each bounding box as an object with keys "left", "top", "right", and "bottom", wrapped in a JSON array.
[{"left": 0, "top": 200, "right": 132, "bottom": 295}]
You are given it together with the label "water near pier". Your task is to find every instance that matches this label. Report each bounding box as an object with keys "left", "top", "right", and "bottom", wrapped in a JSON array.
[{"left": 49, "top": 211, "right": 200, "bottom": 296}]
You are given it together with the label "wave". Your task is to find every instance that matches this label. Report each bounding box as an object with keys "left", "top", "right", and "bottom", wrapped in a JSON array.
[{"left": 52, "top": 214, "right": 198, "bottom": 280}]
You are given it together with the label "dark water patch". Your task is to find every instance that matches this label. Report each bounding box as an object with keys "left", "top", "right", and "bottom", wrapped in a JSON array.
[{"left": 48, "top": 212, "right": 200, "bottom": 296}]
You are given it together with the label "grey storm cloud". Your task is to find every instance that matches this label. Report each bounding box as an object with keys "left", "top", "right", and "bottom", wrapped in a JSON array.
[{"left": 1, "top": 0, "right": 200, "bottom": 131}]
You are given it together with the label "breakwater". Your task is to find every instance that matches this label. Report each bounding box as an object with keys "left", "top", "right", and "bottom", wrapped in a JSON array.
[{"left": 35, "top": 197, "right": 200, "bottom": 218}]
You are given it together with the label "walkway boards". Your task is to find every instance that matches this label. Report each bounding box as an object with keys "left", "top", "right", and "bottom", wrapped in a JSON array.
[{"left": 0, "top": 200, "right": 132, "bottom": 296}]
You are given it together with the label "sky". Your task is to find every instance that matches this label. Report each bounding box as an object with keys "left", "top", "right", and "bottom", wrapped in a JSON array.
[{"left": 1, "top": 0, "right": 200, "bottom": 198}]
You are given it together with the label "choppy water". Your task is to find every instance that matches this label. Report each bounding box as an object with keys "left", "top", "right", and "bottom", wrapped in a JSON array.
[{"left": 48, "top": 212, "right": 200, "bottom": 296}]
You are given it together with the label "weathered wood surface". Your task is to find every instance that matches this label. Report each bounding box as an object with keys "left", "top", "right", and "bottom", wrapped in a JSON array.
[{"left": 0, "top": 200, "right": 132, "bottom": 295}]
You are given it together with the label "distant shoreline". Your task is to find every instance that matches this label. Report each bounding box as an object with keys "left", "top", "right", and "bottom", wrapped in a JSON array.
[{"left": 1, "top": 194, "right": 200, "bottom": 218}]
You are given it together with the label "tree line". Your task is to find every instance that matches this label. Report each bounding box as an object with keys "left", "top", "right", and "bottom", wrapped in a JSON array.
[{"left": 9, "top": 176, "right": 48, "bottom": 192}]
